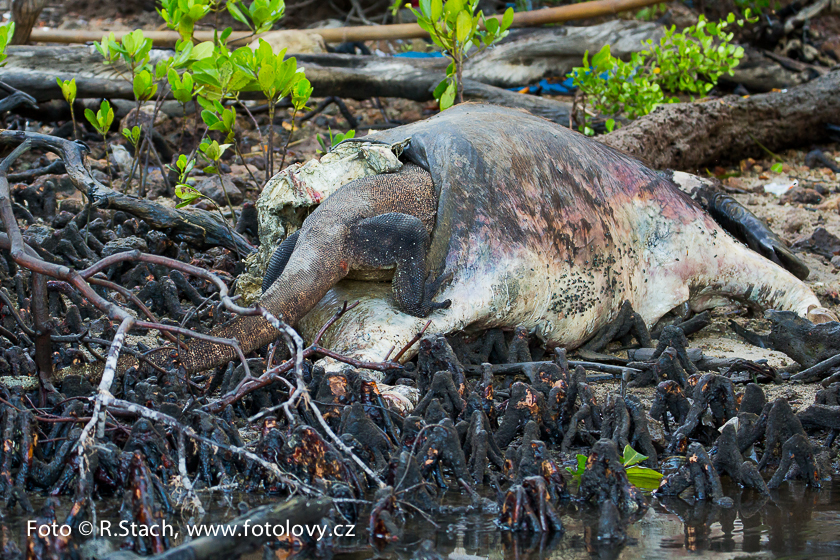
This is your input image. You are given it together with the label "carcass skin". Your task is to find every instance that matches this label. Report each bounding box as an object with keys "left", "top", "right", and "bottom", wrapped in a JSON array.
[
  {"left": 296, "top": 104, "right": 833, "bottom": 374},
  {"left": 177, "top": 104, "right": 834, "bottom": 389}
]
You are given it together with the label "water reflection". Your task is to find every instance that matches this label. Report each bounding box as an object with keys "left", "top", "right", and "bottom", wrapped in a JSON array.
[
  {"left": 334, "top": 477, "right": 840, "bottom": 560},
  {"left": 8, "top": 478, "right": 840, "bottom": 559}
]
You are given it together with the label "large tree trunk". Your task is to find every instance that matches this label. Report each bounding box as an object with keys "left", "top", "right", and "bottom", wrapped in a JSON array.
[
  {"left": 600, "top": 68, "right": 840, "bottom": 171},
  {"left": 10, "top": 0, "right": 47, "bottom": 45}
]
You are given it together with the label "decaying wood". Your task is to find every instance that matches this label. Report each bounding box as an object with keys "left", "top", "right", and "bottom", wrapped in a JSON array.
[
  {"left": 91, "top": 187, "right": 256, "bottom": 255},
  {"left": 601, "top": 68, "right": 840, "bottom": 171},
  {"left": 719, "top": 45, "right": 827, "bottom": 93},
  {"left": 26, "top": 0, "right": 672, "bottom": 46},
  {"left": 0, "top": 45, "right": 573, "bottom": 124},
  {"left": 467, "top": 22, "right": 821, "bottom": 93},
  {"left": 464, "top": 20, "right": 660, "bottom": 89}
]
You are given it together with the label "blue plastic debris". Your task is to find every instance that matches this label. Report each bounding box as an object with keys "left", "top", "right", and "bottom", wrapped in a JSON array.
[
  {"left": 507, "top": 77, "right": 577, "bottom": 95},
  {"left": 393, "top": 51, "right": 446, "bottom": 58}
]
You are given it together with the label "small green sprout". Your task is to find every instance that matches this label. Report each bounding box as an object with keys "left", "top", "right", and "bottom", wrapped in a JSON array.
[
  {"left": 84, "top": 100, "right": 116, "bottom": 187},
  {"left": 57, "top": 78, "right": 78, "bottom": 139}
]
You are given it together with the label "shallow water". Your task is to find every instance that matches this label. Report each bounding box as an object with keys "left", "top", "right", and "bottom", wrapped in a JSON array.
[
  {"left": 325, "top": 478, "right": 840, "bottom": 560},
  {"left": 10, "top": 477, "right": 840, "bottom": 559}
]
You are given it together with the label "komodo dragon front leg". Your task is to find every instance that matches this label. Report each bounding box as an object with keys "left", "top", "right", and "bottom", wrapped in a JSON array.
[{"left": 178, "top": 163, "right": 450, "bottom": 373}]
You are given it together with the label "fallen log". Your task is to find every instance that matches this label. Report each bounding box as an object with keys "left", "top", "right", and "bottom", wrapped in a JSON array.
[
  {"left": 600, "top": 68, "right": 840, "bottom": 171},
  {"left": 719, "top": 44, "right": 826, "bottom": 92},
  {"left": 0, "top": 45, "right": 573, "bottom": 124},
  {"left": 466, "top": 22, "right": 820, "bottom": 92}
]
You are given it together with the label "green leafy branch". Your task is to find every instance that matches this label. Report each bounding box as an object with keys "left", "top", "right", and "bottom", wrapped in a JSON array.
[
  {"left": 0, "top": 22, "right": 15, "bottom": 67},
  {"left": 409, "top": 0, "right": 513, "bottom": 110},
  {"left": 572, "top": 10, "right": 758, "bottom": 134},
  {"left": 84, "top": 100, "right": 115, "bottom": 187}
]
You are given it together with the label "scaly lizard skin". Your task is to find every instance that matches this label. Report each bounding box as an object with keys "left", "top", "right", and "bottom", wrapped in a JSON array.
[{"left": 178, "top": 163, "right": 450, "bottom": 372}]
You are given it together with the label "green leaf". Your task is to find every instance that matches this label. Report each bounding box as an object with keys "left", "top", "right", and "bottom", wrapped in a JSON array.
[
  {"left": 84, "top": 108, "right": 97, "bottom": 129},
  {"left": 605, "top": 118, "right": 615, "bottom": 133},
  {"left": 433, "top": 78, "right": 449, "bottom": 100},
  {"left": 227, "top": 1, "right": 249, "bottom": 25},
  {"left": 258, "top": 64, "right": 276, "bottom": 96},
  {"left": 292, "top": 77, "right": 313, "bottom": 111},
  {"left": 456, "top": 10, "right": 471, "bottom": 44},
  {"left": 771, "top": 162, "right": 783, "bottom": 173},
  {"left": 122, "top": 126, "right": 141, "bottom": 146},
  {"left": 419, "top": 0, "right": 432, "bottom": 18},
  {"left": 576, "top": 453, "right": 587, "bottom": 474},
  {"left": 501, "top": 6, "right": 514, "bottom": 31},
  {"left": 621, "top": 444, "right": 648, "bottom": 468},
  {"left": 192, "top": 41, "right": 215, "bottom": 61},
  {"left": 56, "top": 78, "right": 77, "bottom": 104},
  {"left": 201, "top": 109, "right": 220, "bottom": 127},
  {"left": 625, "top": 466, "right": 663, "bottom": 490},
  {"left": 430, "top": 0, "right": 442, "bottom": 21},
  {"left": 440, "top": 79, "right": 456, "bottom": 110},
  {"left": 175, "top": 183, "right": 201, "bottom": 203},
  {"left": 133, "top": 70, "right": 151, "bottom": 100}
]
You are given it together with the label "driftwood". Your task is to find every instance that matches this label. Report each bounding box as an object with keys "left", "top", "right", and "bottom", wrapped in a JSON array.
[
  {"left": 601, "top": 68, "right": 840, "bottom": 171},
  {"left": 0, "top": 45, "right": 573, "bottom": 125},
  {"left": 91, "top": 187, "right": 256, "bottom": 255},
  {"left": 790, "top": 353, "right": 840, "bottom": 383},
  {"left": 720, "top": 44, "right": 827, "bottom": 92},
  {"left": 466, "top": 21, "right": 820, "bottom": 92}
]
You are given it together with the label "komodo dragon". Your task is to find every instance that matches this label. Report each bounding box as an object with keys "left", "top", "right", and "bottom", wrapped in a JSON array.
[{"left": 170, "top": 104, "right": 835, "bottom": 377}]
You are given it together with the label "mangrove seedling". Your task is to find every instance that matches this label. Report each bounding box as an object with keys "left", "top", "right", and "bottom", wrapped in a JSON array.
[
  {"left": 173, "top": 153, "right": 242, "bottom": 259},
  {"left": 278, "top": 77, "right": 312, "bottom": 171},
  {"left": 122, "top": 125, "right": 141, "bottom": 151},
  {"left": 408, "top": 0, "right": 513, "bottom": 110},
  {"left": 317, "top": 128, "right": 356, "bottom": 155},
  {"left": 84, "top": 100, "right": 115, "bottom": 187},
  {"left": 244, "top": 38, "right": 308, "bottom": 177},
  {"left": 56, "top": 78, "right": 78, "bottom": 139},
  {"left": 168, "top": 69, "right": 197, "bottom": 150},
  {"left": 198, "top": 139, "right": 237, "bottom": 227}
]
